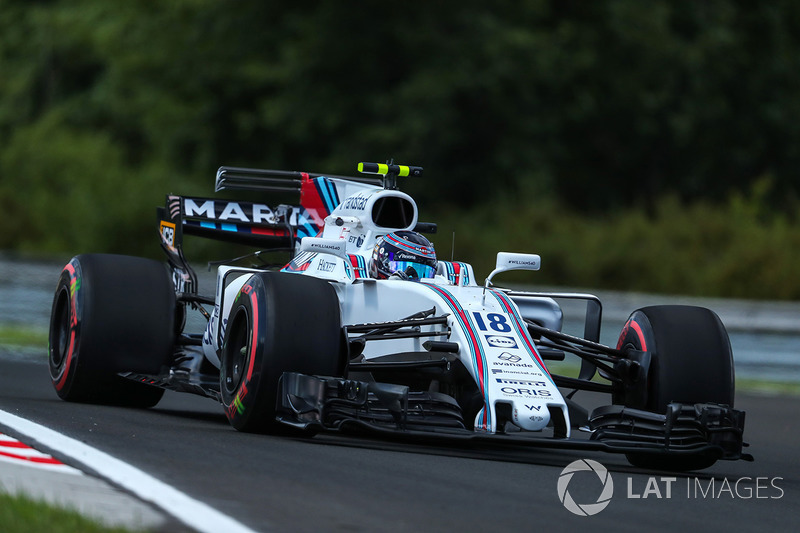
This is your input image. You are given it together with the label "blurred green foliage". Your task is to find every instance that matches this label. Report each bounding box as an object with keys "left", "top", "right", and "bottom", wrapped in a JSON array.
[
  {"left": 2, "top": 1, "right": 800, "bottom": 298},
  {"left": 432, "top": 177, "right": 800, "bottom": 299}
]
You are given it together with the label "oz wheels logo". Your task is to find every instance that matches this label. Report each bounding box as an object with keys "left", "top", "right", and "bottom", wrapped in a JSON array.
[{"left": 557, "top": 459, "right": 614, "bottom": 516}]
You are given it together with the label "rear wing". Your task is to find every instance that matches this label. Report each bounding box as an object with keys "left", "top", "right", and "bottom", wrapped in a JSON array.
[
  {"left": 157, "top": 166, "right": 385, "bottom": 260},
  {"left": 156, "top": 163, "right": 432, "bottom": 293},
  {"left": 214, "top": 166, "right": 382, "bottom": 193}
]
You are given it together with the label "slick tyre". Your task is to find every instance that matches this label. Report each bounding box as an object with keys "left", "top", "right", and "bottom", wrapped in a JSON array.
[
  {"left": 49, "top": 254, "right": 175, "bottom": 407},
  {"left": 220, "top": 272, "right": 345, "bottom": 433},
  {"left": 615, "top": 305, "right": 734, "bottom": 470}
]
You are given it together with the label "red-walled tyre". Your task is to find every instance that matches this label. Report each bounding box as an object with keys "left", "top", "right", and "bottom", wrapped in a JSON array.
[
  {"left": 615, "top": 305, "right": 734, "bottom": 470},
  {"left": 48, "top": 254, "right": 175, "bottom": 407},
  {"left": 220, "top": 272, "right": 345, "bottom": 433}
]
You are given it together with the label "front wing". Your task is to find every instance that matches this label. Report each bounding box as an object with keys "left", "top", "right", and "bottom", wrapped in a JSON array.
[{"left": 277, "top": 373, "right": 752, "bottom": 463}]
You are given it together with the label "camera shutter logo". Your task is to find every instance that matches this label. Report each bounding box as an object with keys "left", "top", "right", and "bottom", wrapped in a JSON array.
[{"left": 557, "top": 459, "right": 614, "bottom": 516}]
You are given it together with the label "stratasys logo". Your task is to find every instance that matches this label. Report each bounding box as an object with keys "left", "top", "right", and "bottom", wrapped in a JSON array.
[{"left": 557, "top": 459, "right": 614, "bottom": 516}]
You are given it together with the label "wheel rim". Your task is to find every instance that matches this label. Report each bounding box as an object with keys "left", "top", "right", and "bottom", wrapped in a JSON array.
[
  {"left": 50, "top": 286, "right": 71, "bottom": 372},
  {"left": 223, "top": 308, "right": 250, "bottom": 396}
]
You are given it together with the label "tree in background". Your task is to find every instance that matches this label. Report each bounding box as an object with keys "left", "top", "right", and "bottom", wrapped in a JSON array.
[{"left": 2, "top": 1, "right": 799, "bottom": 296}]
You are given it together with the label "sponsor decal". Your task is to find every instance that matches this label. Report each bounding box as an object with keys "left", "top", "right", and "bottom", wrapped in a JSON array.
[
  {"left": 312, "top": 243, "right": 342, "bottom": 251},
  {"left": 342, "top": 192, "right": 371, "bottom": 211},
  {"left": 496, "top": 378, "right": 547, "bottom": 387},
  {"left": 160, "top": 221, "right": 176, "bottom": 251},
  {"left": 317, "top": 259, "right": 336, "bottom": 273},
  {"left": 497, "top": 352, "right": 521, "bottom": 363},
  {"left": 492, "top": 361, "right": 535, "bottom": 369},
  {"left": 171, "top": 268, "right": 191, "bottom": 293},
  {"left": 348, "top": 234, "right": 366, "bottom": 247},
  {"left": 500, "top": 387, "right": 552, "bottom": 397},
  {"left": 485, "top": 335, "right": 518, "bottom": 349},
  {"left": 507, "top": 259, "right": 539, "bottom": 267},
  {"left": 184, "top": 198, "right": 277, "bottom": 224}
]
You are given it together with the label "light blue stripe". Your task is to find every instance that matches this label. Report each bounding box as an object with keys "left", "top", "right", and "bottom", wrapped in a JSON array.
[
  {"left": 316, "top": 178, "right": 337, "bottom": 214},
  {"left": 490, "top": 291, "right": 555, "bottom": 387},
  {"left": 425, "top": 285, "right": 491, "bottom": 429},
  {"left": 325, "top": 179, "right": 340, "bottom": 211}
]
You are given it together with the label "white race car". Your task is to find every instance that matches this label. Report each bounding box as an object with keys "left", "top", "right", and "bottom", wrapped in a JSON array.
[{"left": 48, "top": 162, "right": 751, "bottom": 470}]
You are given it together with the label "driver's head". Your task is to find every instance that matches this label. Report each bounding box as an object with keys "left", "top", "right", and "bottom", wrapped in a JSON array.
[{"left": 370, "top": 231, "right": 437, "bottom": 280}]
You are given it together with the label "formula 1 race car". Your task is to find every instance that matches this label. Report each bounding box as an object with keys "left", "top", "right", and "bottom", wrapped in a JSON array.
[{"left": 48, "top": 162, "right": 751, "bottom": 471}]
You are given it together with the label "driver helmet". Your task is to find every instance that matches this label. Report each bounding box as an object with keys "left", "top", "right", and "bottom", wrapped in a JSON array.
[{"left": 371, "top": 231, "right": 437, "bottom": 280}]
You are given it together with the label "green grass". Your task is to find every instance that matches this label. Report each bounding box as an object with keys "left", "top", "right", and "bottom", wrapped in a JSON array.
[
  {"left": 0, "top": 326, "right": 48, "bottom": 349},
  {"left": 0, "top": 492, "right": 140, "bottom": 533},
  {"left": 734, "top": 378, "right": 800, "bottom": 396}
]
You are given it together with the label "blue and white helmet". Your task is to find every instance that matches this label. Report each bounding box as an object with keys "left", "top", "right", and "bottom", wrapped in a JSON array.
[{"left": 370, "top": 231, "right": 437, "bottom": 280}]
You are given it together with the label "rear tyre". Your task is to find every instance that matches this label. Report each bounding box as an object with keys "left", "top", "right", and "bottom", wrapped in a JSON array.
[
  {"left": 615, "top": 305, "right": 734, "bottom": 470},
  {"left": 220, "top": 272, "right": 345, "bottom": 433},
  {"left": 49, "top": 254, "right": 175, "bottom": 407}
]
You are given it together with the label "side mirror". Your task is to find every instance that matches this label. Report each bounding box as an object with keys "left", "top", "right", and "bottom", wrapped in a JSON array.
[
  {"left": 484, "top": 252, "right": 541, "bottom": 287},
  {"left": 299, "top": 237, "right": 348, "bottom": 259}
]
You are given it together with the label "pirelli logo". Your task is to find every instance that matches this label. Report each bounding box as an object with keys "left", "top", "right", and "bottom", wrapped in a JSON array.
[{"left": 496, "top": 379, "right": 547, "bottom": 387}]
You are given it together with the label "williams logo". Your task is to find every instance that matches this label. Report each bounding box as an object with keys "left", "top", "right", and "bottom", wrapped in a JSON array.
[{"left": 485, "top": 336, "right": 518, "bottom": 349}]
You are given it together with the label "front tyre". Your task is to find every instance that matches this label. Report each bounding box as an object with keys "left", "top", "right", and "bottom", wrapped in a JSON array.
[
  {"left": 220, "top": 272, "right": 345, "bottom": 433},
  {"left": 49, "top": 254, "right": 175, "bottom": 407},
  {"left": 615, "top": 305, "right": 734, "bottom": 470}
]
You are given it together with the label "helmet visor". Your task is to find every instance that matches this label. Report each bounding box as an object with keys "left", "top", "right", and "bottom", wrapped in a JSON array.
[{"left": 388, "top": 260, "right": 436, "bottom": 279}]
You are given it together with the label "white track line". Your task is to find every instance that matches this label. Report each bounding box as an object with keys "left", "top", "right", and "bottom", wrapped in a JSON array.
[{"left": 0, "top": 409, "right": 262, "bottom": 533}]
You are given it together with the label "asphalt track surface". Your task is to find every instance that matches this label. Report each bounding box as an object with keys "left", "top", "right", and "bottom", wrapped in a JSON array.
[{"left": 1, "top": 354, "right": 798, "bottom": 533}]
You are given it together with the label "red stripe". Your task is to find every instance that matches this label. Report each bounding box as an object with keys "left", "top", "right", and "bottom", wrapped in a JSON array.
[
  {"left": 429, "top": 285, "right": 489, "bottom": 426},
  {"left": 0, "top": 441, "right": 30, "bottom": 449},
  {"left": 0, "top": 450, "right": 64, "bottom": 465},
  {"left": 299, "top": 173, "right": 326, "bottom": 228},
  {"left": 251, "top": 227, "right": 289, "bottom": 236},
  {"left": 494, "top": 292, "right": 548, "bottom": 370},
  {"left": 630, "top": 321, "right": 648, "bottom": 351}
]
